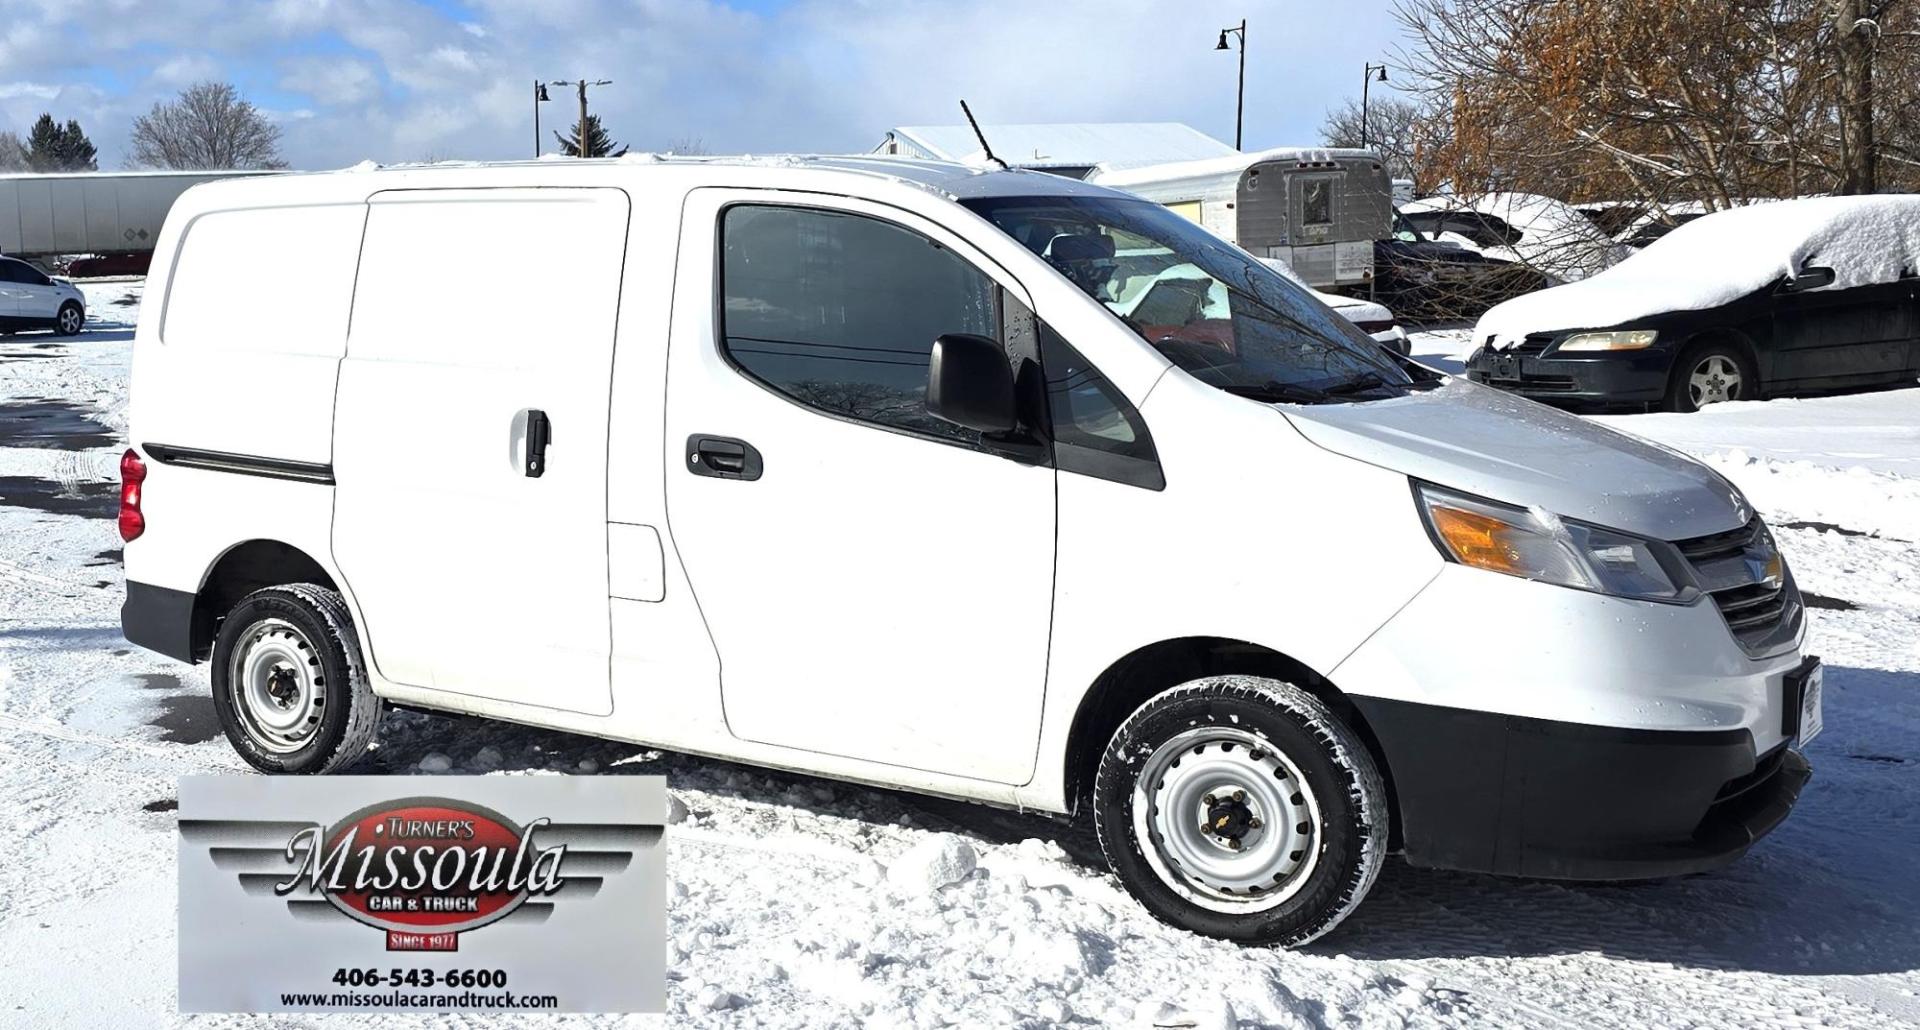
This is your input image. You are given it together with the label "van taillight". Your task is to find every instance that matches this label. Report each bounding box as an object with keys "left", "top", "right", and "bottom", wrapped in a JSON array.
[{"left": 119, "top": 448, "right": 146, "bottom": 542}]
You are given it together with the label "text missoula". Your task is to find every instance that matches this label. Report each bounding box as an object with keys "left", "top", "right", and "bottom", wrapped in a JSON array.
[{"left": 275, "top": 818, "right": 568, "bottom": 898}]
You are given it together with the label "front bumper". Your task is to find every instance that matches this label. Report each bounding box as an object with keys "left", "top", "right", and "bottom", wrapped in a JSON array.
[
  {"left": 1465, "top": 344, "right": 1673, "bottom": 403},
  {"left": 1332, "top": 563, "right": 1809, "bottom": 880},
  {"left": 1350, "top": 697, "right": 1810, "bottom": 879}
]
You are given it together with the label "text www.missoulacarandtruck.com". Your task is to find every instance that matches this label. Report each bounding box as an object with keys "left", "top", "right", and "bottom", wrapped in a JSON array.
[{"left": 279, "top": 990, "right": 558, "bottom": 1010}]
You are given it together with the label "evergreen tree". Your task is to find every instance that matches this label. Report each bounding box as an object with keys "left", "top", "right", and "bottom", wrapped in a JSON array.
[
  {"left": 553, "top": 114, "right": 627, "bottom": 158},
  {"left": 26, "top": 114, "right": 97, "bottom": 171}
]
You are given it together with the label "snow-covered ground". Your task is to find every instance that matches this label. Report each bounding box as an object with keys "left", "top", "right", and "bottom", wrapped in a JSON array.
[{"left": 3, "top": 298, "right": 1919, "bottom": 1028}]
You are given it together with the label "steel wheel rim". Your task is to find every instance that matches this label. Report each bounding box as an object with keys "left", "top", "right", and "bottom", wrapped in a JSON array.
[
  {"left": 59, "top": 308, "right": 79, "bottom": 333},
  {"left": 1132, "top": 726, "right": 1323, "bottom": 913},
  {"left": 1688, "top": 355, "right": 1742, "bottom": 407},
  {"left": 227, "top": 618, "right": 324, "bottom": 753}
]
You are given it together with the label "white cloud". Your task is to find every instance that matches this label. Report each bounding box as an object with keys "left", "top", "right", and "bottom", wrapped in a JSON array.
[
  {"left": 279, "top": 56, "right": 379, "bottom": 106},
  {"left": 0, "top": 82, "right": 62, "bottom": 101},
  {"left": 151, "top": 53, "right": 221, "bottom": 88}
]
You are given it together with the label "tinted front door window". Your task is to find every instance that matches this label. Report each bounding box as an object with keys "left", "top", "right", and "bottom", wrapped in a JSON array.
[{"left": 721, "top": 205, "right": 998, "bottom": 443}]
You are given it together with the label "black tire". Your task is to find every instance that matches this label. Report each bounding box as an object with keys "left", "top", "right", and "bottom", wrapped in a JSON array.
[
  {"left": 1665, "top": 338, "right": 1757, "bottom": 413},
  {"left": 209, "top": 583, "right": 380, "bottom": 774},
  {"left": 1093, "top": 676, "right": 1388, "bottom": 947},
  {"left": 54, "top": 302, "right": 83, "bottom": 336}
]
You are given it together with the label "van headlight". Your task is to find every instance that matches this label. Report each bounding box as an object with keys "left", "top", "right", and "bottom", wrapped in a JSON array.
[
  {"left": 1415, "top": 484, "right": 1688, "bottom": 602},
  {"left": 1556, "top": 329, "right": 1658, "bottom": 352}
]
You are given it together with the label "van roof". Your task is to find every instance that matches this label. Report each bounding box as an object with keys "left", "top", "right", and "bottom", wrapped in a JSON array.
[{"left": 173, "top": 153, "right": 1129, "bottom": 207}]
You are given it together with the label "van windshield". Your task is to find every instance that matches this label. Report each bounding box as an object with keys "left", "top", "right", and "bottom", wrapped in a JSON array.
[{"left": 962, "top": 195, "right": 1411, "bottom": 402}]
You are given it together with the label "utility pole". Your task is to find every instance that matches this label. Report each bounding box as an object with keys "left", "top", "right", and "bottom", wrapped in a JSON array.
[
  {"left": 552, "top": 78, "right": 613, "bottom": 157},
  {"left": 1215, "top": 20, "right": 1248, "bottom": 151},
  {"left": 1361, "top": 63, "right": 1389, "bottom": 149}
]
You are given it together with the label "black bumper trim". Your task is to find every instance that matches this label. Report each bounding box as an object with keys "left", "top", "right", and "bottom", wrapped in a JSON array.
[
  {"left": 143, "top": 443, "right": 334, "bottom": 484},
  {"left": 1353, "top": 696, "right": 1809, "bottom": 881},
  {"left": 123, "top": 581, "right": 198, "bottom": 663}
]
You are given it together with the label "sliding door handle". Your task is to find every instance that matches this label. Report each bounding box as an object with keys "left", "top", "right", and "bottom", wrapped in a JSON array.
[{"left": 524, "top": 409, "right": 551, "bottom": 478}]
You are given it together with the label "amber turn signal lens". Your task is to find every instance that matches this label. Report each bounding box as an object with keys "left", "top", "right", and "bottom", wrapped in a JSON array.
[{"left": 1428, "top": 504, "right": 1523, "bottom": 574}]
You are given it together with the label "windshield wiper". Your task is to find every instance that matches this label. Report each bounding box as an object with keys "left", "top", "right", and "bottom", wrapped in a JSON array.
[{"left": 1222, "top": 381, "right": 1330, "bottom": 404}]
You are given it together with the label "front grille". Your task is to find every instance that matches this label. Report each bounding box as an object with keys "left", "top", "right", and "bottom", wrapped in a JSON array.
[
  {"left": 1513, "top": 336, "right": 1554, "bottom": 356},
  {"left": 1673, "top": 517, "right": 1801, "bottom": 654},
  {"left": 1677, "top": 519, "right": 1762, "bottom": 563},
  {"left": 1716, "top": 581, "right": 1790, "bottom": 632}
]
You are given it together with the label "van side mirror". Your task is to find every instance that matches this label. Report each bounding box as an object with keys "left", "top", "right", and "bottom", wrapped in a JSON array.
[
  {"left": 1780, "top": 266, "right": 1836, "bottom": 294},
  {"left": 927, "top": 333, "right": 1017, "bottom": 434}
]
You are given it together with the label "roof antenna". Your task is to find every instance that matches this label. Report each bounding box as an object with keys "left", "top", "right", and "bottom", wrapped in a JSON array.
[{"left": 960, "top": 100, "right": 1009, "bottom": 170}]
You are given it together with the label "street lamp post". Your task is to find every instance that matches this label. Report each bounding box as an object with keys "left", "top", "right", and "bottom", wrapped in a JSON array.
[
  {"left": 1361, "top": 63, "right": 1389, "bottom": 149},
  {"left": 1215, "top": 20, "right": 1247, "bottom": 151},
  {"left": 533, "top": 80, "right": 550, "bottom": 158}
]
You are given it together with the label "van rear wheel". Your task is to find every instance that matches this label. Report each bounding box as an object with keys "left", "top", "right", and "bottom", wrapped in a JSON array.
[
  {"left": 209, "top": 584, "right": 380, "bottom": 774},
  {"left": 1092, "top": 676, "right": 1388, "bottom": 946}
]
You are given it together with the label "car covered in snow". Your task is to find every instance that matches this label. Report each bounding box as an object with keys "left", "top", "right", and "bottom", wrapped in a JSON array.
[
  {"left": 1400, "top": 191, "right": 1630, "bottom": 283},
  {"left": 121, "top": 156, "right": 1818, "bottom": 947},
  {"left": 0, "top": 255, "right": 86, "bottom": 335},
  {"left": 1466, "top": 196, "right": 1920, "bottom": 411}
]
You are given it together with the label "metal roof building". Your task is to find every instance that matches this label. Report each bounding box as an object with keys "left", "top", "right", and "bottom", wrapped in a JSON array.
[{"left": 873, "top": 122, "right": 1235, "bottom": 179}]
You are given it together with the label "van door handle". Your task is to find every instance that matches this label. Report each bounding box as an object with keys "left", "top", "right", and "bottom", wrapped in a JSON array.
[
  {"left": 525, "top": 409, "right": 551, "bottom": 478},
  {"left": 686, "top": 435, "right": 762, "bottom": 481}
]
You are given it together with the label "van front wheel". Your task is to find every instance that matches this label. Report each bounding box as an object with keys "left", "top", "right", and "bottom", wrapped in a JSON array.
[
  {"left": 1092, "top": 676, "right": 1388, "bottom": 946},
  {"left": 209, "top": 584, "right": 381, "bottom": 774}
]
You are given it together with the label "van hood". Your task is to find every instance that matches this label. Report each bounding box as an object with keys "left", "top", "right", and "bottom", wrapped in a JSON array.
[{"left": 1279, "top": 379, "right": 1750, "bottom": 541}]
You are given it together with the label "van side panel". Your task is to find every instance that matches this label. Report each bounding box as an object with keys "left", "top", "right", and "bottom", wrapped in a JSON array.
[
  {"left": 124, "top": 200, "right": 366, "bottom": 618},
  {"left": 145, "top": 204, "right": 367, "bottom": 464},
  {"left": 602, "top": 187, "right": 730, "bottom": 740},
  {"left": 330, "top": 188, "right": 624, "bottom": 715}
]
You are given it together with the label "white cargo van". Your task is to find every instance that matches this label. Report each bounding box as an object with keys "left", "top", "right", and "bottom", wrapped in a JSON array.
[{"left": 122, "top": 156, "right": 1818, "bottom": 946}]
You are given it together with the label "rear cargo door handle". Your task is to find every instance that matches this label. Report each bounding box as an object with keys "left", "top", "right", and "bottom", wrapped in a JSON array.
[
  {"left": 524, "top": 409, "right": 551, "bottom": 478},
  {"left": 686, "top": 435, "right": 762, "bottom": 481}
]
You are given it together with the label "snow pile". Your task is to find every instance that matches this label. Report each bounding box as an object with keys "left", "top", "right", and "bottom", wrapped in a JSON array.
[
  {"left": 886, "top": 833, "right": 978, "bottom": 893},
  {"left": 1690, "top": 447, "right": 1920, "bottom": 543},
  {"left": 1477, "top": 195, "right": 1920, "bottom": 348}
]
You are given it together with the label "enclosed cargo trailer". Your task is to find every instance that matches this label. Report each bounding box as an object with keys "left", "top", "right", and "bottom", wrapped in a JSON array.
[{"left": 1089, "top": 148, "right": 1392, "bottom": 291}]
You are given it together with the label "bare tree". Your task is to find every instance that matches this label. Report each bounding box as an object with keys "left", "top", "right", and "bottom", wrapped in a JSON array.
[
  {"left": 1830, "top": 0, "right": 1896, "bottom": 193},
  {"left": 1391, "top": 0, "right": 1920, "bottom": 205},
  {"left": 129, "top": 82, "right": 287, "bottom": 170},
  {"left": 665, "top": 136, "right": 710, "bottom": 155},
  {"left": 1320, "top": 96, "right": 1427, "bottom": 189},
  {"left": 0, "top": 131, "right": 27, "bottom": 171}
]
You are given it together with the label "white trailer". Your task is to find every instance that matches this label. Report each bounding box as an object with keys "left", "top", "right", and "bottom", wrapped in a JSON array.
[
  {"left": 1089, "top": 147, "right": 1392, "bottom": 291},
  {"left": 0, "top": 170, "right": 280, "bottom": 260}
]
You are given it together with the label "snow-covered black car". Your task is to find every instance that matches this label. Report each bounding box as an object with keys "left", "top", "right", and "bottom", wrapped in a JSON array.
[{"left": 1466, "top": 196, "right": 1920, "bottom": 412}]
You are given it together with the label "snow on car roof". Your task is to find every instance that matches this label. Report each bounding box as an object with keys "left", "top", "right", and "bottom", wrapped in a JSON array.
[{"left": 1475, "top": 194, "right": 1920, "bottom": 349}]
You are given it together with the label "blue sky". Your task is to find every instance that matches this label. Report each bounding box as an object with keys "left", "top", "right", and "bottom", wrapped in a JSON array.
[{"left": 0, "top": 0, "right": 1403, "bottom": 168}]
